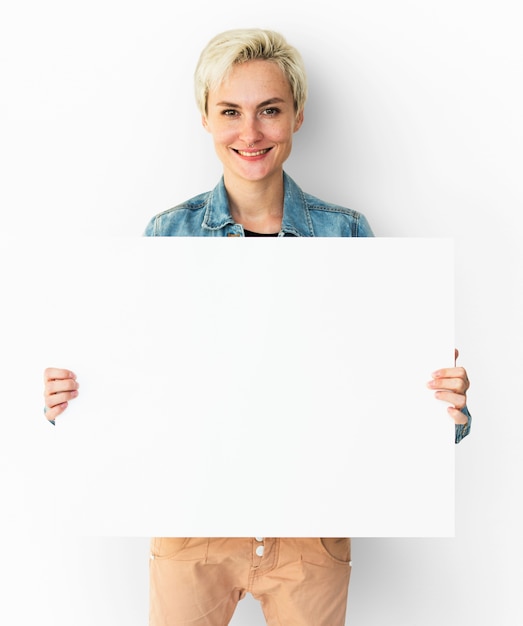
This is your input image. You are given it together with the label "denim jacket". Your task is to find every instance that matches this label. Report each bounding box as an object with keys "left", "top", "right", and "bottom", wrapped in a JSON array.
[
  {"left": 144, "top": 171, "right": 374, "bottom": 238},
  {"left": 143, "top": 171, "right": 471, "bottom": 443}
]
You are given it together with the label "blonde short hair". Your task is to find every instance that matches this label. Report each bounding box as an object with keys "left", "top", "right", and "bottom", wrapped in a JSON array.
[{"left": 194, "top": 28, "right": 308, "bottom": 116}]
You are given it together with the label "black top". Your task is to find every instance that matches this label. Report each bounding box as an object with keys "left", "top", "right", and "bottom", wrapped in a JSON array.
[{"left": 244, "top": 229, "right": 279, "bottom": 237}]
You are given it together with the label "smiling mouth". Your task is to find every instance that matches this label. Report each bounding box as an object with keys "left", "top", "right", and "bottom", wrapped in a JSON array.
[{"left": 234, "top": 148, "right": 272, "bottom": 157}]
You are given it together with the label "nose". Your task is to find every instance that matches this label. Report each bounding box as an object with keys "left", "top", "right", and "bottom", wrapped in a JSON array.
[{"left": 239, "top": 114, "right": 263, "bottom": 146}]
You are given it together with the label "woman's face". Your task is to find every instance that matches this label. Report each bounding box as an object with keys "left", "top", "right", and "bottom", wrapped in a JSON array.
[{"left": 202, "top": 59, "right": 303, "bottom": 187}]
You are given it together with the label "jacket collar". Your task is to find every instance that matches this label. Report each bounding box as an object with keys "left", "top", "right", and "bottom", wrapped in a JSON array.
[{"left": 201, "top": 172, "right": 315, "bottom": 237}]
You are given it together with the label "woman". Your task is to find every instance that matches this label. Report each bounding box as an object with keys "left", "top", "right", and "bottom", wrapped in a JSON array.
[{"left": 43, "top": 28, "right": 471, "bottom": 626}]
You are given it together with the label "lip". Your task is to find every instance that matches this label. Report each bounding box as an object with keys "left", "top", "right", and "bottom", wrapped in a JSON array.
[{"left": 232, "top": 147, "right": 273, "bottom": 159}]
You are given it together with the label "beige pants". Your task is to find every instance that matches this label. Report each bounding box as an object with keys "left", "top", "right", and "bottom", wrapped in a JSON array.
[{"left": 149, "top": 537, "right": 351, "bottom": 626}]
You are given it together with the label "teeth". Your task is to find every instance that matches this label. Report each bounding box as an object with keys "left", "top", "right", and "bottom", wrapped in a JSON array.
[{"left": 237, "top": 149, "right": 269, "bottom": 157}]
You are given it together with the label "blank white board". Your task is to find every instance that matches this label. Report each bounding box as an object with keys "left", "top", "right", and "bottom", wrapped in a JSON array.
[{"left": 3, "top": 237, "right": 455, "bottom": 536}]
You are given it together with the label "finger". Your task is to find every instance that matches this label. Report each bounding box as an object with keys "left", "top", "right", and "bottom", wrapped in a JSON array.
[
  {"left": 44, "top": 368, "right": 76, "bottom": 383},
  {"left": 431, "top": 366, "right": 467, "bottom": 379},
  {"left": 448, "top": 406, "right": 469, "bottom": 425},
  {"left": 433, "top": 390, "right": 467, "bottom": 410},
  {"left": 45, "top": 378, "right": 79, "bottom": 395},
  {"left": 430, "top": 367, "right": 469, "bottom": 387},
  {"left": 45, "top": 402, "right": 69, "bottom": 422},
  {"left": 427, "top": 374, "right": 469, "bottom": 394},
  {"left": 45, "top": 389, "right": 79, "bottom": 409}
]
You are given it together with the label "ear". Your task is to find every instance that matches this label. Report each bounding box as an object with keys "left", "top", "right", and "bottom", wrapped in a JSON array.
[
  {"left": 201, "top": 114, "right": 210, "bottom": 132},
  {"left": 294, "top": 109, "right": 304, "bottom": 132}
]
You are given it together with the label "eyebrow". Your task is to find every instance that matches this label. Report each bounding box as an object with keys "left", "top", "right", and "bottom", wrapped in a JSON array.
[{"left": 214, "top": 97, "right": 286, "bottom": 109}]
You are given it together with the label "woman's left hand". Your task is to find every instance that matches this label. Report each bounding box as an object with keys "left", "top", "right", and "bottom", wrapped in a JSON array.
[{"left": 427, "top": 349, "right": 470, "bottom": 425}]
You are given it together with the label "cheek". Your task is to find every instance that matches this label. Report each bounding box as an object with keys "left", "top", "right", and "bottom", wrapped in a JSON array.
[
  {"left": 271, "top": 131, "right": 294, "bottom": 154},
  {"left": 205, "top": 117, "right": 235, "bottom": 145},
  {"left": 268, "top": 122, "right": 296, "bottom": 144},
  {"left": 212, "top": 126, "right": 237, "bottom": 147}
]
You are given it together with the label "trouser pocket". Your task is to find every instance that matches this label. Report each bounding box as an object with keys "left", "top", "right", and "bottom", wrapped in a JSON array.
[
  {"left": 150, "top": 537, "right": 209, "bottom": 560},
  {"left": 319, "top": 538, "right": 352, "bottom": 564}
]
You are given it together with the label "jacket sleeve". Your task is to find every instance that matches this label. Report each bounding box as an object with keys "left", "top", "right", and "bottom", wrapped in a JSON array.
[
  {"left": 357, "top": 213, "right": 374, "bottom": 237},
  {"left": 143, "top": 216, "right": 157, "bottom": 237},
  {"left": 455, "top": 406, "right": 472, "bottom": 443}
]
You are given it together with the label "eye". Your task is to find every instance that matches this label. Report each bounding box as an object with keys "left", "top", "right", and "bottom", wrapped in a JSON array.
[
  {"left": 222, "top": 109, "right": 239, "bottom": 117},
  {"left": 262, "top": 107, "right": 280, "bottom": 116}
]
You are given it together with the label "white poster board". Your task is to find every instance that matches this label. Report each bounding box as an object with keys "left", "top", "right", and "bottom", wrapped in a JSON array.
[{"left": 4, "top": 237, "right": 455, "bottom": 536}]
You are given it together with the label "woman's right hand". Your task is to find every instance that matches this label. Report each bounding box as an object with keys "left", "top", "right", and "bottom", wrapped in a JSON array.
[{"left": 43, "top": 368, "right": 79, "bottom": 421}]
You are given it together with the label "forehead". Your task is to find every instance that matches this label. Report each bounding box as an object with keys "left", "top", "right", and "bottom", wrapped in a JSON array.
[{"left": 209, "top": 60, "right": 293, "bottom": 103}]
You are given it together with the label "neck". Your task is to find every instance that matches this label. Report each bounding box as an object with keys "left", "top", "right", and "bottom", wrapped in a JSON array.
[{"left": 224, "top": 171, "right": 284, "bottom": 233}]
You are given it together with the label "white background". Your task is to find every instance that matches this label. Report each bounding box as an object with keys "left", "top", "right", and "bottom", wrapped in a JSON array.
[{"left": 1, "top": 0, "right": 522, "bottom": 624}]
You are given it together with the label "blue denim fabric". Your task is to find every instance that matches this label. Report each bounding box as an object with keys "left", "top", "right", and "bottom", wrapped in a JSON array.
[
  {"left": 143, "top": 171, "right": 469, "bottom": 443},
  {"left": 455, "top": 406, "right": 472, "bottom": 443},
  {"left": 143, "top": 172, "right": 374, "bottom": 238}
]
